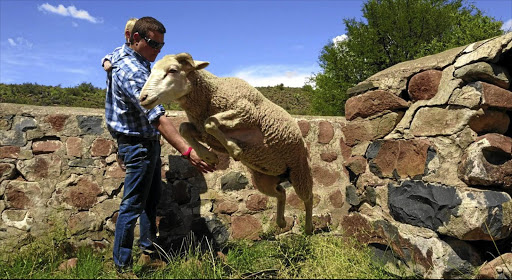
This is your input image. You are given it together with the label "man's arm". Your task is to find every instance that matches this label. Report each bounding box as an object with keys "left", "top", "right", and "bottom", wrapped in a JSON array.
[{"left": 154, "top": 115, "right": 215, "bottom": 173}]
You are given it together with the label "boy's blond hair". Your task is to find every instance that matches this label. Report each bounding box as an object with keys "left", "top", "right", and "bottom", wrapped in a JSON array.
[{"left": 124, "top": 18, "right": 138, "bottom": 42}]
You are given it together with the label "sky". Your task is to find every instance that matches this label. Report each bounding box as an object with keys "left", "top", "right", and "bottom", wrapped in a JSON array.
[{"left": 1, "top": 0, "right": 511, "bottom": 89}]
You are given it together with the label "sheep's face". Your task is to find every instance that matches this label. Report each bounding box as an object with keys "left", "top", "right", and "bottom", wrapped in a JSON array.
[{"left": 139, "top": 53, "right": 209, "bottom": 109}]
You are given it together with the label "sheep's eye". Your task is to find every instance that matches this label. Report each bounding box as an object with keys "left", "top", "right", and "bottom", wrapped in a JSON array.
[{"left": 168, "top": 69, "right": 178, "bottom": 74}]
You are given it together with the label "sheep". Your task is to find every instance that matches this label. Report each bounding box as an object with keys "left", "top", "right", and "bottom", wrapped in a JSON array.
[{"left": 139, "top": 53, "right": 314, "bottom": 235}]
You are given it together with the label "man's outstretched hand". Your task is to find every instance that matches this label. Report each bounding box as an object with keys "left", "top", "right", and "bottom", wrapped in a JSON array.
[{"left": 188, "top": 149, "right": 216, "bottom": 173}]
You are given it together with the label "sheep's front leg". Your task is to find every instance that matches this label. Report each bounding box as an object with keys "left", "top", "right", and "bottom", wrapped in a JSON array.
[
  {"left": 204, "top": 110, "right": 244, "bottom": 161},
  {"left": 180, "top": 122, "right": 219, "bottom": 165}
]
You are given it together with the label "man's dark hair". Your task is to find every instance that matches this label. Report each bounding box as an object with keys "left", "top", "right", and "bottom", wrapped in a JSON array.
[{"left": 130, "top": 16, "right": 166, "bottom": 44}]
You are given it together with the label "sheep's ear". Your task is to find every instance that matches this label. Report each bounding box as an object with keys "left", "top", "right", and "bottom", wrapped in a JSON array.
[
  {"left": 175, "top": 53, "right": 195, "bottom": 71},
  {"left": 194, "top": 60, "right": 209, "bottom": 70}
]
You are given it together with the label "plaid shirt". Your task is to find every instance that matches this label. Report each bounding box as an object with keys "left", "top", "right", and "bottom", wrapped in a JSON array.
[{"left": 105, "top": 44, "right": 165, "bottom": 138}]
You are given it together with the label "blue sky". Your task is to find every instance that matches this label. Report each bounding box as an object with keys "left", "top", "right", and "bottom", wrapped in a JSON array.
[{"left": 1, "top": 0, "right": 511, "bottom": 89}]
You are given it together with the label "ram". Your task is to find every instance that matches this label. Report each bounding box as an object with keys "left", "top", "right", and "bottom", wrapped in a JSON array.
[{"left": 139, "top": 53, "right": 314, "bottom": 234}]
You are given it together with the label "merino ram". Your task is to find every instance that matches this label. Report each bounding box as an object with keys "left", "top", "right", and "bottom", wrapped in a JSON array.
[{"left": 139, "top": 53, "right": 314, "bottom": 235}]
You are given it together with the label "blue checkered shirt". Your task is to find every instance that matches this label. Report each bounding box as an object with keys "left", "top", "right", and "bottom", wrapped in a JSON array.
[{"left": 105, "top": 44, "right": 165, "bottom": 139}]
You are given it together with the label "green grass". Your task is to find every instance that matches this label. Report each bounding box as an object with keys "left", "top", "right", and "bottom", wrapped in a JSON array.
[{"left": 0, "top": 228, "right": 406, "bottom": 279}]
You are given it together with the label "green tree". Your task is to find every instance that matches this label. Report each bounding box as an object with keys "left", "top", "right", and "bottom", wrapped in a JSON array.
[{"left": 310, "top": 0, "right": 504, "bottom": 116}]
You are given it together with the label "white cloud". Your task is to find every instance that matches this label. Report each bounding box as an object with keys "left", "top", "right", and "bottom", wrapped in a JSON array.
[
  {"left": 502, "top": 19, "right": 512, "bottom": 32},
  {"left": 38, "top": 3, "right": 102, "bottom": 23},
  {"left": 229, "top": 64, "right": 319, "bottom": 87},
  {"left": 332, "top": 34, "right": 348, "bottom": 45},
  {"left": 7, "top": 37, "right": 33, "bottom": 48}
]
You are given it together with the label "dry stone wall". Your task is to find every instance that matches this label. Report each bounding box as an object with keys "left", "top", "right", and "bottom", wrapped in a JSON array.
[
  {"left": 1, "top": 32, "right": 511, "bottom": 279},
  {"left": 0, "top": 104, "right": 349, "bottom": 253},
  {"left": 341, "top": 32, "right": 512, "bottom": 278}
]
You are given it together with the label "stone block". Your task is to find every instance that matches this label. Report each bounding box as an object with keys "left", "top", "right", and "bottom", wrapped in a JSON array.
[
  {"left": 408, "top": 70, "right": 443, "bottom": 101},
  {"left": 245, "top": 194, "right": 268, "bottom": 212},
  {"left": 469, "top": 109, "right": 510, "bottom": 134},
  {"left": 220, "top": 171, "right": 248, "bottom": 191},
  {"left": 345, "top": 90, "right": 408, "bottom": 121},
  {"left": 410, "top": 107, "right": 475, "bottom": 136},
  {"left": 317, "top": 121, "right": 334, "bottom": 144},
  {"left": 458, "top": 133, "right": 512, "bottom": 187},
  {"left": 454, "top": 61, "right": 511, "bottom": 89},
  {"left": 388, "top": 180, "right": 512, "bottom": 241},
  {"left": 366, "top": 139, "right": 432, "bottom": 179},
  {"left": 90, "top": 138, "right": 115, "bottom": 157},
  {"left": 45, "top": 114, "right": 69, "bottom": 132},
  {"left": 0, "top": 146, "right": 20, "bottom": 159},
  {"left": 32, "top": 140, "right": 63, "bottom": 154},
  {"left": 342, "top": 112, "right": 402, "bottom": 146},
  {"left": 297, "top": 120, "right": 310, "bottom": 137},
  {"left": 231, "top": 215, "right": 262, "bottom": 240},
  {"left": 66, "top": 137, "right": 82, "bottom": 157}
]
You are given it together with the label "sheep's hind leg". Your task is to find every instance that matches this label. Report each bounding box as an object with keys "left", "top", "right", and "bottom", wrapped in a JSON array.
[
  {"left": 204, "top": 110, "right": 244, "bottom": 161},
  {"left": 180, "top": 122, "right": 219, "bottom": 165},
  {"left": 289, "top": 165, "right": 314, "bottom": 235},
  {"left": 250, "top": 170, "right": 287, "bottom": 229}
]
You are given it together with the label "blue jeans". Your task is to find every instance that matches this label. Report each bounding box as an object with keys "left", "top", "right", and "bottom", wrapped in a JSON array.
[{"left": 113, "top": 138, "right": 161, "bottom": 268}]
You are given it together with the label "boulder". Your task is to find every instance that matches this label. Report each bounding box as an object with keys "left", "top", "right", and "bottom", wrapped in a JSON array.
[
  {"left": 388, "top": 180, "right": 512, "bottom": 241},
  {"left": 454, "top": 62, "right": 511, "bottom": 89},
  {"left": 408, "top": 70, "right": 443, "bottom": 101},
  {"left": 341, "top": 207, "right": 482, "bottom": 279},
  {"left": 342, "top": 112, "right": 403, "bottom": 146},
  {"left": 351, "top": 45, "right": 465, "bottom": 96},
  {"left": 345, "top": 90, "right": 409, "bottom": 121},
  {"left": 409, "top": 107, "right": 476, "bottom": 137},
  {"left": 454, "top": 33, "right": 512, "bottom": 70},
  {"left": 458, "top": 134, "right": 512, "bottom": 187},
  {"left": 448, "top": 85, "right": 482, "bottom": 109},
  {"left": 366, "top": 139, "right": 433, "bottom": 179},
  {"left": 470, "top": 81, "right": 512, "bottom": 110},
  {"left": 468, "top": 109, "right": 510, "bottom": 135}
]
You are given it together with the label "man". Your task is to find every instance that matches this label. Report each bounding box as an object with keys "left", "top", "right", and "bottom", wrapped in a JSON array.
[{"left": 105, "top": 16, "right": 215, "bottom": 272}]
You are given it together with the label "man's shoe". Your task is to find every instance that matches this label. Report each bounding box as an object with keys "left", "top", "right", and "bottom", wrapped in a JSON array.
[{"left": 137, "top": 253, "right": 167, "bottom": 269}]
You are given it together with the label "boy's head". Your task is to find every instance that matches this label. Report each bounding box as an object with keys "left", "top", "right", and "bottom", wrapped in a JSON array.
[{"left": 124, "top": 18, "right": 138, "bottom": 43}]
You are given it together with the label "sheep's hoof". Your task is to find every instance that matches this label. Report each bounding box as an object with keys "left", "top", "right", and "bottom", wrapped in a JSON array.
[{"left": 202, "top": 153, "right": 219, "bottom": 165}]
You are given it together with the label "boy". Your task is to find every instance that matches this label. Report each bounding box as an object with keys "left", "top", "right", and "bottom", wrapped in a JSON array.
[{"left": 101, "top": 18, "right": 137, "bottom": 72}]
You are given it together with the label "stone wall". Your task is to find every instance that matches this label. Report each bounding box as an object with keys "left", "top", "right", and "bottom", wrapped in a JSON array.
[
  {"left": 0, "top": 104, "right": 349, "bottom": 252},
  {"left": 340, "top": 32, "right": 512, "bottom": 278},
  {"left": 1, "top": 32, "right": 511, "bottom": 279}
]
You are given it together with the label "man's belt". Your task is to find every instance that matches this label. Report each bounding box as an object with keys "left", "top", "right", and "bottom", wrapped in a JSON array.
[{"left": 117, "top": 134, "right": 160, "bottom": 144}]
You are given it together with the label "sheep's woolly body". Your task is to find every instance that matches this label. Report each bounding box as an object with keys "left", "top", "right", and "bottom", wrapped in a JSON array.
[{"left": 180, "top": 69, "right": 311, "bottom": 179}]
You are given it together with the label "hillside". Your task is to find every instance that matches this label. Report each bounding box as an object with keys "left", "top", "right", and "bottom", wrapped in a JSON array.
[{"left": 0, "top": 82, "right": 312, "bottom": 115}]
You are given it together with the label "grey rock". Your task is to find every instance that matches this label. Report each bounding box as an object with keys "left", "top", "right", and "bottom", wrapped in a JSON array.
[
  {"left": 345, "top": 184, "right": 360, "bottom": 206},
  {"left": 388, "top": 180, "right": 461, "bottom": 231},
  {"left": 221, "top": 171, "right": 248, "bottom": 191},
  {"left": 454, "top": 61, "right": 511, "bottom": 89},
  {"left": 77, "top": 116, "right": 103, "bottom": 135}
]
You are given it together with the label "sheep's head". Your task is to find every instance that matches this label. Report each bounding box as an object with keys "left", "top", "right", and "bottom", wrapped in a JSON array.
[{"left": 139, "top": 53, "right": 209, "bottom": 109}]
